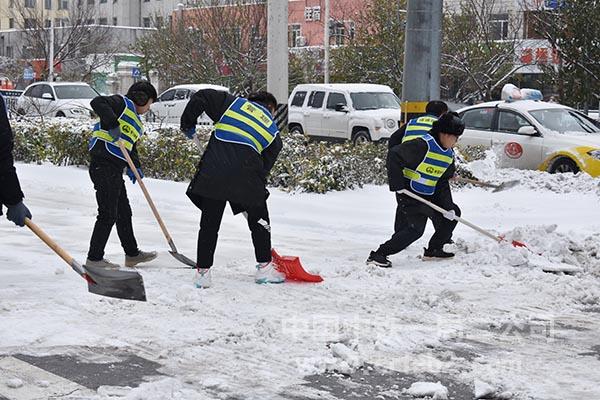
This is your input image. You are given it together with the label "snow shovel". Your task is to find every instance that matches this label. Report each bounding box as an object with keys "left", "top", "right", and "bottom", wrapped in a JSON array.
[
  {"left": 24, "top": 218, "right": 146, "bottom": 301},
  {"left": 241, "top": 213, "right": 323, "bottom": 283},
  {"left": 398, "top": 189, "right": 529, "bottom": 249},
  {"left": 117, "top": 140, "right": 196, "bottom": 268},
  {"left": 453, "top": 176, "right": 520, "bottom": 192}
]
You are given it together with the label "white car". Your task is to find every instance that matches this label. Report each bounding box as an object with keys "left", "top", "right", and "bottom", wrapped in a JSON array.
[
  {"left": 457, "top": 99, "right": 600, "bottom": 176},
  {"left": 287, "top": 83, "right": 401, "bottom": 144},
  {"left": 16, "top": 82, "right": 98, "bottom": 118},
  {"left": 150, "top": 84, "right": 229, "bottom": 125}
]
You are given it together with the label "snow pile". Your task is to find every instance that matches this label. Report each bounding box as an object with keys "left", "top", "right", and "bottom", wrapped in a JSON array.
[
  {"left": 465, "top": 149, "right": 600, "bottom": 195},
  {"left": 455, "top": 223, "right": 600, "bottom": 275},
  {"left": 404, "top": 381, "right": 448, "bottom": 399}
]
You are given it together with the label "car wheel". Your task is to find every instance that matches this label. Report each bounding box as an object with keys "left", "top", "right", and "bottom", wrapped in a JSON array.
[
  {"left": 352, "top": 130, "right": 371, "bottom": 145},
  {"left": 549, "top": 157, "right": 579, "bottom": 174},
  {"left": 56, "top": 111, "right": 66, "bottom": 117},
  {"left": 289, "top": 124, "right": 303, "bottom": 135}
]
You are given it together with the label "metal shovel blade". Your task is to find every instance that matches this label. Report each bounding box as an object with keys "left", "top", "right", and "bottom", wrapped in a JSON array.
[
  {"left": 168, "top": 250, "right": 196, "bottom": 268},
  {"left": 84, "top": 265, "right": 147, "bottom": 301},
  {"left": 492, "top": 180, "right": 520, "bottom": 192}
]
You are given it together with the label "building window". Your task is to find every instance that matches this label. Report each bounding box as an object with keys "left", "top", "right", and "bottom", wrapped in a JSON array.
[
  {"left": 58, "top": 0, "right": 68, "bottom": 9},
  {"left": 155, "top": 16, "right": 163, "bottom": 27},
  {"left": 9, "top": 0, "right": 14, "bottom": 8},
  {"left": 86, "top": 18, "right": 94, "bottom": 24},
  {"left": 143, "top": 17, "right": 151, "bottom": 27},
  {"left": 9, "top": 19, "right": 15, "bottom": 29},
  {"left": 25, "top": 0, "right": 36, "bottom": 8},
  {"left": 330, "top": 21, "right": 347, "bottom": 46},
  {"left": 87, "top": 0, "right": 94, "bottom": 5},
  {"left": 113, "top": 17, "right": 118, "bottom": 25},
  {"left": 99, "top": 17, "right": 107, "bottom": 25},
  {"left": 45, "top": 0, "right": 52, "bottom": 10},
  {"left": 490, "top": 13, "right": 509, "bottom": 40},
  {"left": 288, "top": 23, "right": 301, "bottom": 47},
  {"left": 100, "top": 0, "right": 107, "bottom": 2},
  {"left": 6, "top": 46, "right": 13, "bottom": 58},
  {"left": 44, "top": 19, "right": 51, "bottom": 27}
]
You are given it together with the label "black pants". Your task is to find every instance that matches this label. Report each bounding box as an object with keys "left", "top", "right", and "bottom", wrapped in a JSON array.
[
  {"left": 196, "top": 197, "right": 271, "bottom": 268},
  {"left": 87, "top": 158, "right": 139, "bottom": 261},
  {"left": 376, "top": 193, "right": 461, "bottom": 257}
]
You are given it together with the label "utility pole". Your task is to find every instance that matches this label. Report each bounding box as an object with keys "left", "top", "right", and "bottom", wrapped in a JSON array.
[
  {"left": 267, "top": 0, "right": 289, "bottom": 105},
  {"left": 323, "top": 0, "right": 330, "bottom": 83},
  {"left": 401, "top": 0, "right": 442, "bottom": 120},
  {"left": 48, "top": 18, "right": 55, "bottom": 82}
]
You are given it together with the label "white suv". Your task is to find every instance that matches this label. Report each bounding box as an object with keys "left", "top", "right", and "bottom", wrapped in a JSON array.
[
  {"left": 16, "top": 82, "right": 98, "bottom": 118},
  {"left": 287, "top": 83, "right": 401, "bottom": 144}
]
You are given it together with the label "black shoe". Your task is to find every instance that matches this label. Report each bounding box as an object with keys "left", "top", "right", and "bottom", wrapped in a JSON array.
[
  {"left": 423, "top": 247, "right": 455, "bottom": 260},
  {"left": 366, "top": 251, "right": 392, "bottom": 268}
]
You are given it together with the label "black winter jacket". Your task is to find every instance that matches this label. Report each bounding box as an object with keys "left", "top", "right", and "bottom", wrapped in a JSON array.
[
  {"left": 181, "top": 89, "right": 282, "bottom": 208},
  {"left": 89, "top": 95, "right": 141, "bottom": 169},
  {"left": 387, "top": 137, "right": 456, "bottom": 210},
  {"left": 0, "top": 95, "right": 24, "bottom": 216}
]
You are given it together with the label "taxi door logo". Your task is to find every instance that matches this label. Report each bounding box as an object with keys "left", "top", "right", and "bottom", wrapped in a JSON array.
[{"left": 504, "top": 142, "right": 523, "bottom": 159}]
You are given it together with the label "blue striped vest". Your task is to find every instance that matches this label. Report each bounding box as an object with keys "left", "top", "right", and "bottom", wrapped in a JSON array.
[{"left": 214, "top": 98, "right": 278, "bottom": 154}]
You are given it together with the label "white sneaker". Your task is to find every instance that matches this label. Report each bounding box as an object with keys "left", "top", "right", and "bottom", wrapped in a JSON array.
[
  {"left": 255, "top": 261, "right": 285, "bottom": 284},
  {"left": 194, "top": 268, "right": 212, "bottom": 289}
]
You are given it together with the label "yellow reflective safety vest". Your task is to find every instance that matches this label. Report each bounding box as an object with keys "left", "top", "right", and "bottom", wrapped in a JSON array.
[
  {"left": 402, "top": 133, "right": 454, "bottom": 195},
  {"left": 213, "top": 97, "right": 279, "bottom": 154},
  {"left": 89, "top": 96, "right": 144, "bottom": 161},
  {"left": 401, "top": 114, "right": 438, "bottom": 143}
]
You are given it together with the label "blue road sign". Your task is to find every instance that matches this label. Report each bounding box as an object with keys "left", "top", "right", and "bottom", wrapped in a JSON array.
[{"left": 23, "top": 67, "right": 34, "bottom": 80}]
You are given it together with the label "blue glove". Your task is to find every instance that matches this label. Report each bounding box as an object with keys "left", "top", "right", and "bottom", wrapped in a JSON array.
[
  {"left": 108, "top": 126, "right": 121, "bottom": 142},
  {"left": 126, "top": 167, "right": 144, "bottom": 184},
  {"left": 183, "top": 126, "right": 196, "bottom": 140},
  {"left": 6, "top": 201, "right": 32, "bottom": 227}
]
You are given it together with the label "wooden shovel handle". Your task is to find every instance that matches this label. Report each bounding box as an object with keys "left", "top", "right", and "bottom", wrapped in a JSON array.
[
  {"left": 116, "top": 140, "right": 177, "bottom": 253},
  {"left": 24, "top": 218, "right": 74, "bottom": 265},
  {"left": 398, "top": 189, "right": 502, "bottom": 243}
]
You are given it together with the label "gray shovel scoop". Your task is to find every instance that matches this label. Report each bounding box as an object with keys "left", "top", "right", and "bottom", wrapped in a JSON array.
[
  {"left": 453, "top": 176, "right": 520, "bottom": 192},
  {"left": 25, "top": 219, "right": 146, "bottom": 301}
]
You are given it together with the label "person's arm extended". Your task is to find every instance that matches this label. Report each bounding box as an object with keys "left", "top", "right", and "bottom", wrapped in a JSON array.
[
  {"left": 180, "top": 89, "right": 236, "bottom": 132},
  {"left": 0, "top": 95, "right": 24, "bottom": 206}
]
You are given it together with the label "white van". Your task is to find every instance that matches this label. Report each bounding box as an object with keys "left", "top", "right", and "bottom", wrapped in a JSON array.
[{"left": 287, "top": 83, "right": 401, "bottom": 144}]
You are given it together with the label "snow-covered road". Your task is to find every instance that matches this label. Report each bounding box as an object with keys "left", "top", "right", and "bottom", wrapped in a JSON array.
[{"left": 1, "top": 163, "right": 600, "bottom": 399}]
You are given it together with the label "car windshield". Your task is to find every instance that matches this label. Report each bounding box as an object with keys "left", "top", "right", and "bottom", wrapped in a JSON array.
[
  {"left": 529, "top": 108, "right": 600, "bottom": 134},
  {"left": 54, "top": 85, "right": 98, "bottom": 100},
  {"left": 350, "top": 92, "right": 400, "bottom": 110}
]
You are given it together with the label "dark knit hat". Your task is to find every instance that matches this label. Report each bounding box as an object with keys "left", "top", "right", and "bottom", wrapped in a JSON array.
[{"left": 432, "top": 111, "right": 465, "bottom": 137}]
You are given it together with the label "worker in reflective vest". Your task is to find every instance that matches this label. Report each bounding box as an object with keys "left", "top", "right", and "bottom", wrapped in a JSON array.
[
  {"left": 367, "top": 112, "right": 465, "bottom": 268},
  {"left": 180, "top": 90, "right": 284, "bottom": 289},
  {"left": 86, "top": 81, "right": 159, "bottom": 270},
  {"left": 387, "top": 100, "right": 448, "bottom": 148}
]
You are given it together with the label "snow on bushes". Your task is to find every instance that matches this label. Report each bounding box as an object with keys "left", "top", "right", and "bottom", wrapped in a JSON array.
[{"left": 10, "top": 119, "right": 389, "bottom": 193}]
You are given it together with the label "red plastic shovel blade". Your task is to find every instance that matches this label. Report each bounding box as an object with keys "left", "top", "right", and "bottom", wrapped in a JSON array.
[{"left": 271, "top": 249, "right": 323, "bottom": 283}]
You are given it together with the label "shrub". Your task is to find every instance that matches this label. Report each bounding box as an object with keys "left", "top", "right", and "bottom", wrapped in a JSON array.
[{"left": 11, "top": 119, "right": 469, "bottom": 194}]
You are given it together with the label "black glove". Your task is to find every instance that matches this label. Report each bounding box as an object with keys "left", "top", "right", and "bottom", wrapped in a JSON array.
[{"left": 6, "top": 201, "right": 32, "bottom": 227}]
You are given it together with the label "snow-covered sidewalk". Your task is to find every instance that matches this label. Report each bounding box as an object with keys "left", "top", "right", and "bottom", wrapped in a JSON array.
[{"left": 1, "top": 164, "right": 600, "bottom": 399}]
